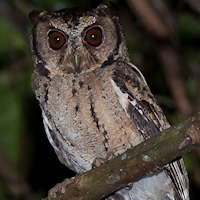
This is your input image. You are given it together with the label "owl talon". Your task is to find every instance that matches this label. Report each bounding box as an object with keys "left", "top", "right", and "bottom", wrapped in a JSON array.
[
  {"left": 92, "top": 157, "right": 106, "bottom": 168},
  {"left": 126, "top": 182, "right": 133, "bottom": 190},
  {"left": 106, "top": 152, "right": 115, "bottom": 160},
  {"left": 48, "top": 178, "right": 72, "bottom": 199},
  {"left": 92, "top": 152, "right": 116, "bottom": 168}
]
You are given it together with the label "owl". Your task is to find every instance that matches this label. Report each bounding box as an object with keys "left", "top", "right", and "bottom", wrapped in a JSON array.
[{"left": 29, "top": 2, "right": 189, "bottom": 200}]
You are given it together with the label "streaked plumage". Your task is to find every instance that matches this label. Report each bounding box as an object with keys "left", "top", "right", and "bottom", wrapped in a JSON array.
[{"left": 29, "top": 3, "right": 189, "bottom": 199}]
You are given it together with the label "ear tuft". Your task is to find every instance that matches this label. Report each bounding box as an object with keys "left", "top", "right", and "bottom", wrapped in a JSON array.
[
  {"left": 29, "top": 10, "right": 48, "bottom": 24},
  {"left": 96, "top": 2, "right": 118, "bottom": 15}
]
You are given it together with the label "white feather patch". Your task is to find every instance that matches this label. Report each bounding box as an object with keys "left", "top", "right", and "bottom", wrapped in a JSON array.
[
  {"left": 42, "top": 109, "right": 59, "bottom": 152},
  {"left": 128, "top": 62, "right": 148, "bottom": 86},
  {"left": 110, "top": 79, "right": 130, "bottom": 118},
  {"left": 111, "top": 79, "right": 147, "bottom": 122}
]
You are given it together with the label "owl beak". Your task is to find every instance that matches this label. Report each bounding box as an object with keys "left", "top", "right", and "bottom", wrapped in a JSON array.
[{"left": 73, "top": 55, "right": 81, "bottom": 72}]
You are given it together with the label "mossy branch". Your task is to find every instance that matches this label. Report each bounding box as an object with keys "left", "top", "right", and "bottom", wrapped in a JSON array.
[{"left": 43, "top": 112, "right": 200, "bottom": 200}]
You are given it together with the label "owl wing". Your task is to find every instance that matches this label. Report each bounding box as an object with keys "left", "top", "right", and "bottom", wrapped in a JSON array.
[{"left": 110, "top": 61, "right": 189, "bottom": 200}]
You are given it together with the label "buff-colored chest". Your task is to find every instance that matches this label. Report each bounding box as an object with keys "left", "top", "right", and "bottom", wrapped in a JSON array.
[{"left": 34, "top": 66, "right": 143, "bottom": 173}]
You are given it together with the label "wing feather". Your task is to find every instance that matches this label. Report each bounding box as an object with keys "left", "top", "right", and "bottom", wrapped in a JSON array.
[{"left": 111, "top": 61, "right": 189, "bottom": 199}]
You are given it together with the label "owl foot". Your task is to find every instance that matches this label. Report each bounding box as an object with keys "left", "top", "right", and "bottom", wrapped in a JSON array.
[
  {"left": 92, "top": 157, "right": 106, "bottom": 168},
  {"left": 125, "top": 182, "right": 133, "bottom": 190},
  {"left": 92, "top": 153, "right": 115, "bottom": 168},
  {"left": 48, "top": 177, "right": 73, "bottom": 199}
]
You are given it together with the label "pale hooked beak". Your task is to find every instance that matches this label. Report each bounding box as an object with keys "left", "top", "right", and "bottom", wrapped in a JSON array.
[{"left": 73, "top": 55, "right": 81, "bottom": 72}]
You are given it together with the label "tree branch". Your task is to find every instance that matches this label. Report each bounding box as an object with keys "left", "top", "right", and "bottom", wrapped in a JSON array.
[{"left": 43, "top": 113, "right": 200, "bottom": 200}]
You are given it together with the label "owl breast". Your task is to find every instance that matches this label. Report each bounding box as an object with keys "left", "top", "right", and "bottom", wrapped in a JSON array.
[{"left": 34, "top": 63, "right": 143, "bottom": 173}]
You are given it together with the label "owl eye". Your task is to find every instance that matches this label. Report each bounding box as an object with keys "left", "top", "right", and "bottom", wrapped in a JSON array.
[
  {"left": 83, "top": 26, "right": 103, "bottom": 47},
  {"left": 48, "top": 30, "right": 67, "bottom": 50}
]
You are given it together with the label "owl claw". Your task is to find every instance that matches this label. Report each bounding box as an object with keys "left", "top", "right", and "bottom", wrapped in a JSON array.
[
  {"left": 106, "top": 152, "right": 115, "bottom": 160},
  {"left": 48, "top": 178, "right": 73, "bottom": 199},
  {"left": 126, "top": 182, "right": 133, "bottom": 190},
  {"left": 92, "top": 153, "right": 116, "bottom": 168},
  {"left": 92, "top": 157, "right": 106, "bottom": 168}
]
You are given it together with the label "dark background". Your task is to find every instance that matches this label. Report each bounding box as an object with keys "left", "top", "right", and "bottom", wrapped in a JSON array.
[{"left": 0, "top": 0, "right": 200, "bottom": 199}]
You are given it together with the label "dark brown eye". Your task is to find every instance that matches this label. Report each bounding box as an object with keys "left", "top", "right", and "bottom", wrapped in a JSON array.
[
  {"left": 48, "top": 30, "right": 67, "bottom": 50},
  {"left": 83, "top": 26, "right": 103, "bottom": 47}
]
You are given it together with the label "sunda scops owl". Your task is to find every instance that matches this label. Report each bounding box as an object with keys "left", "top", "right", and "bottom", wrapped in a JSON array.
[{"left": 29, "top": 3, "right": 189, "bottom": 200}]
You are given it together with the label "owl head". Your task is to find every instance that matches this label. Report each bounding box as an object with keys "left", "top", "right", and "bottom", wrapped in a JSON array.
[{"left": 29, "top": 3, "right": 129, "bottom": 76}]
